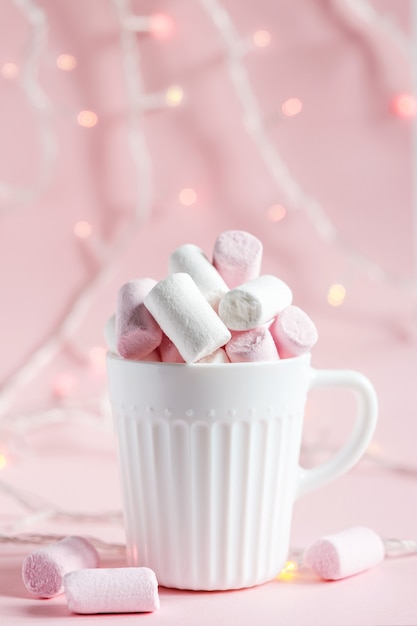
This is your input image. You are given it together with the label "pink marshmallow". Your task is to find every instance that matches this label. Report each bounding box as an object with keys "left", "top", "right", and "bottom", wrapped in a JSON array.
[
  {"left": 159, "top": 333, "right": 185, "bottom": 363},
  {"left": 115, "top": 278, "right": 162, "bottom": 360},
  {"left": 270, "top": 305, "right": 318, "bottom": 358},
  {"left": 64, "top": 567, "right": 159, "bottom": 614},
  {"left": 225, "top": 327, "right": 280, "bottom": 363},
  {"left": 22, "top": 536, "right": 100, "bottom": 598},
  {"left": 213, "top": 230, "right": 263, "bottom": 288},
  {"left": 303, "top": 526, "right": 385, "bottom": 581}
]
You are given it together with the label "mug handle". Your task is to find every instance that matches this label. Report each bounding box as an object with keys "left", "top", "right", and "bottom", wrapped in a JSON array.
[{"left": 296, "top": 368, "right": 378, "bottom": 499}]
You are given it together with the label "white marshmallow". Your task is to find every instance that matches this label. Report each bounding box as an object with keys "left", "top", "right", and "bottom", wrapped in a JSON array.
[
  {"left": 197, "top": 348, "right": 230, "bottom": 364},
  {"left": 218, "top": 275, "right": 293, "bottom": 331},
  {"left": 104, "top": 314, "right": 118, "bottom": 355},
  {"left": 169, "top": 243, "right": 228, "bottom": 310},
  {"left": 144, "top": 273, "right": 231, "bottom": 363}
]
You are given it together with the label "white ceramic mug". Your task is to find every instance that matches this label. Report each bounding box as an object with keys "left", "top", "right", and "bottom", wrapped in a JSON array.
[{"left": 106, "top": 352, "right": 377, "bottom": 591}]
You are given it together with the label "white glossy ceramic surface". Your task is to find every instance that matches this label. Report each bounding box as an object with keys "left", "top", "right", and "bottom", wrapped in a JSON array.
[{"left": 106, "top": 353, "right": 378, "bottom": 590}]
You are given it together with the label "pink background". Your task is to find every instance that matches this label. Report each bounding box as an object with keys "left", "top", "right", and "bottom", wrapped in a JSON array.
[{"left": 1, "top": 1, "right": 417, "bottom": 624}]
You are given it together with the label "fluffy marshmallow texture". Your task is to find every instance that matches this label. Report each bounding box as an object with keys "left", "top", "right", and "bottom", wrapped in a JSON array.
[
  {"left": 169, "top": 243, "right": 228, "bottom": 310},
  {"left": 303, "top": 526, "right": 385, "bottom": 580},
  {"left": 225, "top": 327, "right": 279, "bottom": 363},
  {"left": 64, "top": 567, "right": 159, "bottom": 614},
  {"left": 218, "top": 275, "right": 293, "bottom": 331},
  {"left": 270, "top": 305, "right": 318, "bottom": 358},
  {"left": 115, "top": 278, "right": 162, "bottom": 360},
  {"left": 213, "top": 230, "right": 263, "bottom": 289},
  {"left": 144, "top": 273, "right": 231, "bottom": 363},
  {"left": 22, "top": 536, "right": 100, "bottom": 599}
]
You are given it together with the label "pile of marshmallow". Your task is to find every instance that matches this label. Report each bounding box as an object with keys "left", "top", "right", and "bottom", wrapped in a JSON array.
[{"left": 105, "top": 230, "right": 318, "bottom": 364}]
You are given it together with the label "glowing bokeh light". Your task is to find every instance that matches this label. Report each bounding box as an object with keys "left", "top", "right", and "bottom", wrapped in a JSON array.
[
  {"left": 53, "top": 373, "right": 75, "bottom": 398},
  {"left": 56, "top": 54, "right": 77, "bottom": 71},
  {"left": 179, "top": 188, "right": 197, "bottom": 206},
  {"left": 166, "top": 85, "right": 184, "bottom": 107},
  {"left": 1, "top": 62, "right": 19, "bottom": 79},
  {"left": 277, "top": 560, "right": 297, "bottom": 581},
  {"left": 0, "top": 454, "right": 7, "bottom": 470},
  {"left": 77, "top": 110, "right": 98, "bottom": 128},
  {"left": 392, "top": 93, "right": 417, "bottom": 119},
  {"left": 74, "top": 221, "right": 92, "bottom": 238},
  {"left": 253, "top": 30, "right": 271, "bottom": 48},
  {"left": 150, "top": 13, "right": 174, "bottom": 39},
  {"left": 282, "top": 98, "right": 303, "bottom": 117},
  {"left": 327, "top": 283, "right": 346, "bottom": 306},
  {"left": 266, "top": 203, "right": 287, "bottom": 222}
]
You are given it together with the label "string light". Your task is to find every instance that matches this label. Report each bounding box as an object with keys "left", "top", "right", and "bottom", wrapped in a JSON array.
[
  {"left": 74, "top": 220, "right": 92, "bottom": 238},
  {"left": 266, "top": 203, "right": 287, "bottom": 222},
  {"left": 281, "top": 97, "right": 303, "bottom": 117},
  {"left": 327, "top": 283, "right": 346, "bottom": 306},
  {"left": 179, "top": 188, "right": 197, "bottom": 206},
  {"left": 1, "top": 62, "right": 19, "bottom": 79},
  {"left": 52, "top": 374, "right": 75, "bottom": 399},
  {"left": 149, "top": 13, "right": 174, "bottom": 40},
  {"left": 165, "top": 85, "right": 184, "bottom": 107},
  {"left": 56, "top": 53, "right": 77, "bottom": 71},
  {"left": 253, "top": 30, "right": 271, "bottom": 48},
  {"left": 392, "top": 93, "right": 417, "bottom": 119},
  {"left": 77, "top": 110, "right": 98, "bottom": 128},
  {"left": 0, "top": 454, "right": 7, "bottom": 470},
  {"left": 122, "top": 12, "right": 174, "bottom": 40}
]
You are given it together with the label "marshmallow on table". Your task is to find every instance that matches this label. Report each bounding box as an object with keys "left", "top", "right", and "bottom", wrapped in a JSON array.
[
  {"left": 115, "top": 278, "right": 162, "bottom": 360},
  {"left": 225, "top": 327, "right": 279, "bottom": 363},
  {"left": 213, "top": 230, "right": 263, "bottom": 289},
  {"left": 144, "top": 273, "right": 231, "bottom": 363},
  {"left": 303, "top": 526, "right": 385, "bottom": 580},
  {"left": 22, "top": 536, "right": 100, "bottom": 599},
  {"left": 270, "top": 305, "right": 318, "bottom": 358},
  {"left": 64, "top": 567, "right": 159, "bottom": 614},
  {"left": 169, "top": 243, "right": 228, "bottom": 310},
  {"left": 218, "top": 275, "right": 293, "bottom": 331}
]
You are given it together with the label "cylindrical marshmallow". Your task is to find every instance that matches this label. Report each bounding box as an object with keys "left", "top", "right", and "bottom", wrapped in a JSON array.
[
  {"left": 22, "top": 536, "right": 100, "bottom": 598},
  {"left": 213, "top": 230, "right": 263, "bottom": 289},
  {"left": 159, "top": 333, "right": 185, "bottom": 363},
  {"left": 218, "top": 275, "right": 293, "bottom": 331},
  {"left": 270, "top": 305, "right": 318, "bottom": 358},
  {"left": 64, "top": 567, "right": 159, "bottom": 614},
  {"left": 104, "top": 314, "right": 118, "bottom": 355},
  {"left": 144, "top": 273, "right": 231, "bottom": 363},
  {"left": 115, "top": 278, "right": 162, "bottom": 360},
  {"left": 197, "top": 347, "right": 230, "bottom": 363},
  {"left": 225, "top": 327, "right": 280, "bottom": 363},
  {"left": 303, "top": 526, "right": 385, "bottom": 580},
  {"left": 169, "top": 243, "right": 228, "bottom": 309}
]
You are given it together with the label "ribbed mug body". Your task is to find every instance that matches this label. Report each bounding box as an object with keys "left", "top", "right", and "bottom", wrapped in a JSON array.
[{"left": 107, "top": 354, "right": 311, "bottom": 590}]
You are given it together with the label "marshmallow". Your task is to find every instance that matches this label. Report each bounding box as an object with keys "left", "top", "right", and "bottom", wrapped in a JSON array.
[
  {"left": 213, "top": 230, "right": 263, "bottom": 289},
  {"left": 144, "top": 273, "right": 231, "bottom": 363},
  {"left": 270, "top": 305, "right": 318, "bottom": 358},
  {"left": 303, "top": 526, "right": 385, "bottom": 580},
  {"left": 197, "top": 347, "right": 230, "bottom": 363},
  {"left": 225, "top": 327, "right": 280, "bottom": 363},
  {"left": 169, "top": 243, "right": 228, "bottom": 309},
  {"left": 22, "top": 536, "right": 100, "bottom": 599},
  {"left": 159, "top": 333, "right": 185, "bottom": 363},
  {"left": 104, "top": 314, "right": 118, "bottom": 355},
  {"left": 218, "top": 275, "right": 293, "bottom": 331},
  {"left": 115, "top": 278, "right": 162, "bottom": 360},
  {"left": 64, "top": 567, "right": 159, "bottom": 614}
]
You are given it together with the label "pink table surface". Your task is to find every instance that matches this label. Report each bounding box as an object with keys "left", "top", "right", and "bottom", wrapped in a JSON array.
[{"left": 1, "top": 1, "right": 417, "bottom": 624}]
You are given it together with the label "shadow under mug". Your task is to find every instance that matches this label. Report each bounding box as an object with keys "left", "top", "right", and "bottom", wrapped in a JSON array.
[{"left": 106, "top": 352, "right": 378, "bottom": 591}]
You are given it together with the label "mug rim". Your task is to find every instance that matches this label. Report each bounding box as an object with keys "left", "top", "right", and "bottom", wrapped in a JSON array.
[{"left": 106, "top": 351, "right": 311, "bottom": 369}]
